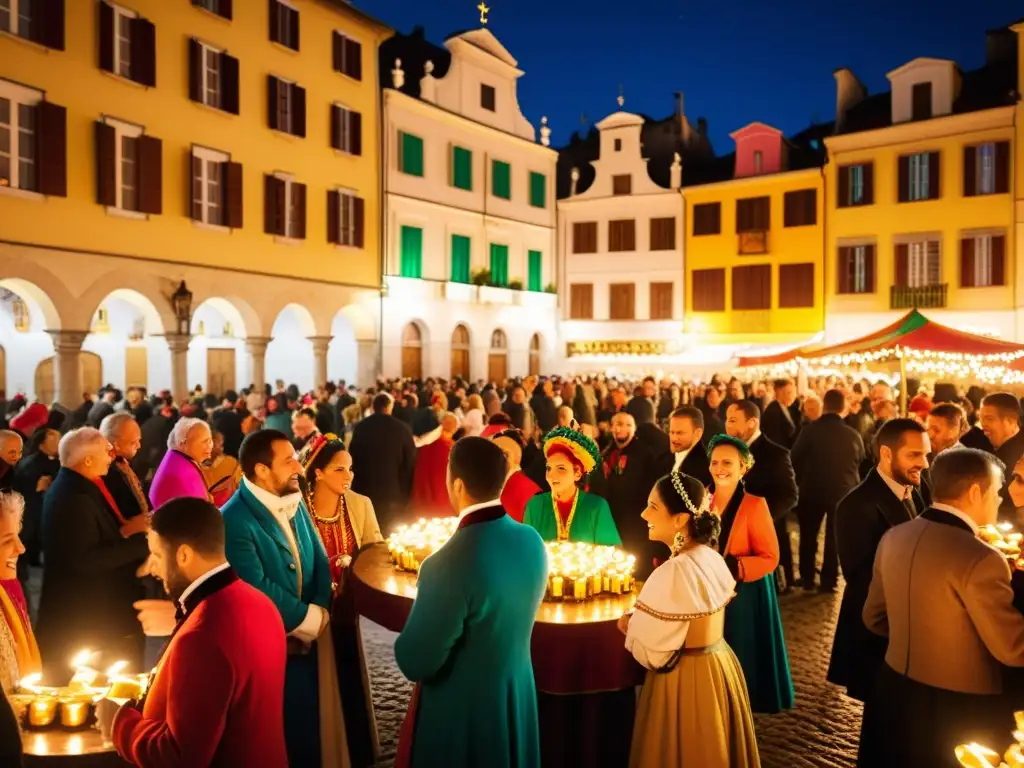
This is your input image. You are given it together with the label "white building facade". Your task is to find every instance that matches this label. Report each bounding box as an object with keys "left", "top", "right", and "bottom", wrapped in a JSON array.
[{"left": 380, "top": 29, "right": 558, "bottom": 382}]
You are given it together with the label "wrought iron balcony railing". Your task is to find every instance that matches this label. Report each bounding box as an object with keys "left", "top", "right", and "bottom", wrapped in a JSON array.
[{"left": 889, "top": 283, "right": 948, "bottom": 310}]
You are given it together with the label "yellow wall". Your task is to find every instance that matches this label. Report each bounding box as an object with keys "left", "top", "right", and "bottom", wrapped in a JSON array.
[
  {"left": 0, "top": 0, "right": 389, "bottom": 288},
  {"left": 683, "top": 168, "right": 825, "bottom": 339}
]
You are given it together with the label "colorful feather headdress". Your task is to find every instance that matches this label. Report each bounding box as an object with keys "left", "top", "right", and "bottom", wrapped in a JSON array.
[
  {"left": 298, "top": 431, "right": 338, "bottom": 472},
  {"left": 542, "top": 426, "right": 601, "bottom": 475}
]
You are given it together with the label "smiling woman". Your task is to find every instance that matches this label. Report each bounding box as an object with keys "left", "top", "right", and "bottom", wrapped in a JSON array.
[{"left": 0, "top": 490, "right": 41, "bottom": 694}]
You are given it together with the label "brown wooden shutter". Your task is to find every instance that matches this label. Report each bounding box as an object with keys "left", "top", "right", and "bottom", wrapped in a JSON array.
[
  {"left": 353, "top": 196, "right": 365, "bottom": 248},
  {"left": 137, "top": 135, "right": 162, "bottom": 214},
  {"left": 292, "top": 85, "right": 306, "bottom": 138},
  {"left": 132, "top": 17, "right": 157, "bottom": 87},
  {"left": 898, "top": 156, "right": 910, "bottom": 202},
  {"left": 95, "top": 121, "right": 116, "bottom": 206},
  {"left": 779, "top": 263, "right": 814, "bottom": 308},
  {"left": 290, "top": 6, "right": 300, "bottom": 50},
  {"left": 294, "top": 183, "right": 307, "bottom": 239},
  {"left": 623, "top": 220, "right": 635, "bottom": 251},
  {"left": 330, "top": 106, "right": 340, "bottom": 150},
  {"left": 837, "top": 247, "right": 851, "bottom": 293},
  {"left": 37, "top": 102, "right": 66, "bottom": 197},
  {"left": 863, "top": 163, "right": 874, "bottom": 204},
  {"left": 894, "top": 243, "right": 909, "bottom": 286},
  {"left": 735, "top": 199, "right": 749, "bottom": 232},
  {"left": 963, "top": 146, "right": 977, "bottom": 197},
  {"left": 332, "top": 32, "right": 342, "bottom": 72},
  {"left": 99, "top": 1, "right": 115, "bottom": 73},
  {"left": 349, "top": 38, "right": 363, "bottom": 80},
  {"left": 268, "top": 0, "right": 280, "bottom": 43},
  {"left": 804, "top": 190, "right": 816, "bottom": 224},
  {"left": 960, "top": 237, "right": 975, "bottom": 287},
  {"left": 188, "top": 39, "right": 203, "bottom": 103},
  {"left": 692, "top": 269, "right": 726, "bottom": 312},
  {"left": 609, "top": 284, "right": 635, "bottom": 320},
  {"left": 649, "top": 282, "right": 673, "bottom": 319},
  {"left": 349, "top": 111, "right": 362, "bottom": 156},
  {"left": 220, "top": 0, "right": 233, "bottom": 19},
  {"left": 992, "top": 235, "right": 1006, "bottom": 286},
  {"left": 224, "top": 161, "right": 243, "bottom": 228},
  {"left": 267, "top": 77, "right": 279, "bottom": 130},
  {"left": 995, "top": 141, "right": 1010, "bottom": 194},
  {"left": 864, "top": 245, "right": 876, "bottom": 292},
  {"left": 838, "top": 167, "right": 849, "bottom": 208},
  {"left": 649, "top": 217, "right": 675, "bottom": 250},
  {"left": 221, "top": 53, "right": 240, "bottom": 115},
  {"left": 187, "top": 151, "right": 197, "bottom": 218},
  {"left": 927, "top": 152, "right": 941, "bottom": 199},
  {"left": 327, "top": 190, "right": 340, "bottom": 244},
  {"left": 755, "top": 197, "right": 770, "bottom": 230},
  {"left": 264, "top": 175, "right": 284, "bottom": 234},
  {"left": 35, "top": 0, "right": 65, "bottom": 50}
]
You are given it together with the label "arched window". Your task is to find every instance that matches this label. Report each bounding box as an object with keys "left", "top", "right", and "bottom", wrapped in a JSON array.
[
  {"left": 487, "top": 329, "right": 508, "bottom": 383},
  {"left": 401, "top": 322, "right": 423, "bottom": 379},
  {"left": 451, "top": 324, "right": 471, "bottom": 380},
  {"left": 528, "top": 333, "right": 542, "bottom": 377}
]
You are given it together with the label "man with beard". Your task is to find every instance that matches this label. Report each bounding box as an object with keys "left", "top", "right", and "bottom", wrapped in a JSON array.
[
  {"left": 111, "top": 497, "right": 288, "bottom": 767},
  {"left": 223, "top": 430, "right": 340, "bottom": 768},
  {"left": 979, "top": 392, "right": 1024, "bottom": 520},
  {"left": 664, "top": 406, "right": 711, "bottom": 487},
  {"left": 827, "top": 418, "right": 928, "bottom": 702}
]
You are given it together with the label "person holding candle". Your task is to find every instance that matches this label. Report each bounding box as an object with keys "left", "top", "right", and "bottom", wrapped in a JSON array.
[
  {"left": 522, "top": 427, "right": 620, "bottom": 545},
  {"left": 0, "top": 491, "right": 40, "bottom": 694},
  {"left": 621, "top": 471, "right": 759, "bottom": 768},
  {"left": 707, "top": 433, "right": 794, "bottom": 714}
]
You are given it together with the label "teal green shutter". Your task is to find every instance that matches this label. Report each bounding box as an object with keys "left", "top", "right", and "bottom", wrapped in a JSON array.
[
  {"left": 527, "top": 250, "right": 542, "bottom": 291},
  {"left": 529, "top": 172, "right": 546, "bottom": 208},
  {"left": 451, "top": 234, "right": 471, "bottom": 283},
  {"left": 400, "top": 132, "right": 424, "bottom": 177},
  {"left": 452, "top": 147, "right": 472, "bottom": 190},
  {"left": 400, "top": 226, "right": 423, "bottom": 277},
  {"left": 489, "top": 244, "right": 509, "bottom": 286},
  {"left": 492, "top": 160, "right": 511, "bottom": 199}
]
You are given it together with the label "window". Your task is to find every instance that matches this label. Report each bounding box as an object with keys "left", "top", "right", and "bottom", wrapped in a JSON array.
[
  {"left": 692, "top": 202, "right": 721, "bottom": 236},
  {"left": 0, "top": 0, "right": 64, "bottom": 50},
  {"left": 399, "top": 225, "right": 422, "bottom": 277},
  {"left": 608, "top": 219, "right": 635, "bottom": 252},
  {"left": 190, "top": 146, "right": 240, "bottom": 227},
  {"left": 612, "top": 174, "right": 631, "bottom": 195},
  {"left": 332, "top": 31, "right": 362, "bottom": 80},
  {"left": 398, "top": 131, "right": 423, "bottom": 176},
  {"left": 115, "top": 5, "right": 132, "bottom": 78},
  {"left": 452, "top": 146, "right": 472, "bottom": 190},
  {"left": 489, "top": 244, "right": 509, "bottom": 287},
  {"left": 899, "top": 152, "right": 939, "bottom": 202},
  {"left": 649, "top": 217, "right": 675, "bottom": 250},
  {"left": 736, "top": 196, "right": 770, "bottom": 232},
  {"left": 895, "top": 240, "right": 941, "bottom": 287},
  {"left": 12, "top": 298, "right": 29, "bottom": 332},
  {"left": 609, "top": 284, "right": 635, "bottom": 320},
  {"left": 529, "top": 171, "right": 545, "bottom": 208},
  {"left": 0, "top": 96, "right": 36, "bottom": 192},
  {"left": 569, "top": 284, "right": 593, "bottom": 319},
  {"left": 839, "top": 163, "right": 873, "bottom": 207},
  {"left": 753, "top": 150, "right": 763, "bottom": 174},
  {"left": 0, "top": 80, "right": 65, "bottom": 197},
  {"left": 649, "top": 282, "right": 673, "bottom": 320},
  {"left": 120, "top": 135, "right": 137, "bottom": 209},
  {"left": 327, "top": 190, "right": 364, "bottom": 247},
  {"left": 193, "top": 0, "right": 231, "bottom": 20},
  {"left": 911, "top": 82, "right": 932, "bottom": 121},
  {"left": 269, "top": 0, "right": 299, "bottom": 51},
  {"left": 960, "top": 234, "right": 1006, "bottom": 288},
  {"left": 330, "top": 105, "right": 362, "bottom": 155},
  {"left": 691, "top": 269, "right": 725, "bottom": 312},
  {"left": 480, "top": 84, "right": 495, "bottom": 111},
  {"left": 268, "top": 76, "right": 305, "bottom": 137},
  {"left": 977, "top": 143, "right": 995, "bottom": 195},
  {"left": 783, "top": 189, "right": 816, "bottom": 227},
  {"left": 572, "top": 222, "right": 597, "bottom": 254},
  {"left": 964, "top": 142, "right": 1009, "bottom": 196},
  {"left": 204, "top": 46, "right": 220, "bottom": 106},
  {"left": 837, "top": 245, "right": 875, "bottom": 294},
  {"left": 264, "top": 173, "right": 305, "bottom": 239},
  {"left": 188, "top": 40, "right": 239, "bottom": 114},
  {"left": 778, "top": 263, "right": 814, "bottom": 308},
  {"left": 492, "top": 159, "right": 510, "bottom": 199},
  {"left": 527, "top": 250, "right": 542, "bottom": 291},
  {"left": 614, "top": 138, "right": 622, "bottom": 152},
  {"left": 451, "top": 234, "right": 471, "bottom": 283},
  {"left": 95, "top": 117, "right": 162, "bottom": 214},
  {"left": 732, "top": 264, "right": 771, "bottom": 310}
]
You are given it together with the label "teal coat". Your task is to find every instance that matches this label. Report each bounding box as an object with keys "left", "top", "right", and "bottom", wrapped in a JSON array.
[
  {"left": 395, "top": 506, "right": 548, "bottom": 768},
  {"left": 523, "top": 491, "right": 622, "bottom": 545},
  {"left": 222, "top": 482, "right": 332, "bottom": 767}
]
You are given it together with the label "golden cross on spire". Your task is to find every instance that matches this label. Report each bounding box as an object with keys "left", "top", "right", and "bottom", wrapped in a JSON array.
[{"left": 477, "top": 1, "right": 490, "bottom": 24}]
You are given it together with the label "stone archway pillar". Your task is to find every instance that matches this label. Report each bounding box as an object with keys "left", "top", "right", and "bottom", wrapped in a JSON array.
[
  {"left": 47, "top": 330, "right": 88, "bottom": 408},
  {"left": 356, "top": 340, "right": 379, "bottom": 387},
  {"left": 245, "top": 336, "right": 271, "bottom": 398},
  {"left": 309, "top": 336, "right": 331, "bottom": 389},
  {"left": 164, "top": 333, "right": 192, "bottom": 405}
]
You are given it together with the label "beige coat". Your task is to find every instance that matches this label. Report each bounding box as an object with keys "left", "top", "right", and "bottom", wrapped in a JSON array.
[
  {"left": 343, "top": 490, "right": 384, "bottom": 548},
  {"left": 863, "top": 510, "right": 1024, "bottom": 695}
]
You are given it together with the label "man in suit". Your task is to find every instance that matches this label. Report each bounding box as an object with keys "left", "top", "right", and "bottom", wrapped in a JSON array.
[
  {"left": 922, "top": 401, "right": 966, "bottom": 504},
  {"left": 762, "top": 378, "right": 801, "bottom": 449},
  {"left": 791, "top": 389, "right": 865, "bottom": 592},
  {"left": 395, "top": 437, "right": 547, "bottom": 768},
  {"left": 979, "top": 392, "right": 1024, "bottom": 520},
  {"left": 726, "top": 399, "right": 799, "bottom": 591},
  {"left": 858, "top": 448, "right": 1024, "bottom": 765},
  {"left": 223, "top": 430, "right": 340, "bottom": 768},
  {"left": 112, "top": 497, "right": 288, "bottom": 767},
  {"left": 664, "top": 406, "right": 711, "bottom": 487},
  {"left": 827, "top": 418, "right": 928, "bottom": 702},
  {"left": 349, "top": 393, "right": 416, "bottom": 531}
]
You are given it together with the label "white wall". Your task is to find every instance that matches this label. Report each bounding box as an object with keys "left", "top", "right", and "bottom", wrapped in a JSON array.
[
  {"left": 887, "top": 59, "right": 958, "bottom": 123},
  {"left": 328, "top": 313, "right": 358, "bottom": 384},
  {"left": 188, "top": 302, "right": 248, "bottom": 393},
  {"left": 265, "top": 307, "right": 314, "bottom": 393},
  {"left": 81, "top": 297, "right": 171, "bottom": 393},
  {"left": 0, "top": 292, "right": 53, "bottom": 399}
]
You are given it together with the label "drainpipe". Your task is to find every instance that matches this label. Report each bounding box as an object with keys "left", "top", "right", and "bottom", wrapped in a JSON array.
[
  {"left": 377, "top": 52, "right": 387, "bottom": 381},
  {"left": 821, "top": 160, "right": 828, "bottom": 344}
]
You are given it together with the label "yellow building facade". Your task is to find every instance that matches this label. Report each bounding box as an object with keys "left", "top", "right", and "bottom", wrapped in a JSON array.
[{"left": 0, "top": 0, "right": 390, "bottom": 403}]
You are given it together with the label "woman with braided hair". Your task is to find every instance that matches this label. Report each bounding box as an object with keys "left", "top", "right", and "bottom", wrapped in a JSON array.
[{"left": 621, "top": 471, "right": 759, "bottom": 767}]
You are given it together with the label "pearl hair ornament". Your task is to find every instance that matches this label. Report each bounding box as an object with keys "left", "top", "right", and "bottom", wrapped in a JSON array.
[{"left": 670, "top": 470, "right": 712, "bottom": 520}]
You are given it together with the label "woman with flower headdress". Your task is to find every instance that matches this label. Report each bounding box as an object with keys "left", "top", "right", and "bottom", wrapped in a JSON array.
[
  {"left": 621, "top": 471, "right": 760, "bottom": 768},
  {"left": 707, "top": 433, "right": 794, "bottom": 714},
  {"left": 299, "top": 433, "right": 384, "bottom": 768}
]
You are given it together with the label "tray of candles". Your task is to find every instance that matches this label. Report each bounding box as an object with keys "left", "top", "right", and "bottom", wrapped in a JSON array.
[
  {"left": 955, "top": 710, "right": 1024, "bottom": 766},
  {"left": 978, "top": 523, "right": 1024, "bottom": 570}
]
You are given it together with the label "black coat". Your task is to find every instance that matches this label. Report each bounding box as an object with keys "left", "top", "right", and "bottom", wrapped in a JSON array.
[
  {"left": 35, "top": 468, "right": 149, "bottom": 676},
  {"left": 667, "top": 442, "right": 712, "bottom": 489},
  {"left": 827, "top": 468, "right": 923, "bottom": 701},
  {"left": 761, "top": 400, "right": 799, "bottom": 449},
  {"left": 696, "top": 402, "right": 725, "bottom": 439},
  {"left": 211, "top": 407, "right": 244, "bottom": 459},
  {"left": 349, "top": 413, "right": 416, "bottom": 528},
  {"left": 0, "top": 689, "right": 22, "bottom": 768},
  {"left": 636, "top": 422, "right": 670, "bottom": 467},
  {"left": 134, "top": 413, "right": 174, "bottom": 486},
  {"left": 994, "top": 430, "right": 1024, "bottom": 518},
  {"left": 103, "top": 458, "right": 150, "bottom": 519},
  {"left": 791, "top": 413, "right": 865, "bottom": 507},
  {"left": 595, "top": 438, "right": 661, "bottom": 579},
  {"left": 744, "top": 435, "right": 798, "bottom": 521},
  {"left": 12, "top": 451, "right": 58, "bottom": 549}
]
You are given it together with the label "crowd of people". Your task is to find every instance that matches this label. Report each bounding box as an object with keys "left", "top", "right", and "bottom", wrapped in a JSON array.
[{"left": 0, "top": 369, "right": 1023, "bottom": 766}]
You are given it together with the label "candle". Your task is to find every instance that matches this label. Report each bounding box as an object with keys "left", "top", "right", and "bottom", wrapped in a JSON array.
[
  {"left": 59, "top": 698, "right": 91, "bottom": 728},
  {"left": 602, "top": 574, "right": 610, "bottom": 592},
  {"left": 9, "top": 693, "right": 33, "bottom": 723},
  {"left": 28, "top": 696, "right": 58, "bottom": 727},
  {"left": 610, "top": 574, "right": 622, "bottom": 594},
  {"left": 591, "top": 573, "right": 602, "bottom": 595},
  {"left": 550, "top": 575, "right": 563, "bottom": 599},
  {"left": 954, "top": 742, "right": 1001, "bottom": 768},
  {"left": 573, "top": 576, "right": 587, "bottom": 601}
]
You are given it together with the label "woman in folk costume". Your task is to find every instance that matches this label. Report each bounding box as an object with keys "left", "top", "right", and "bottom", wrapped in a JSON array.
[
  {"left": 300, "top": 434, "right": 384, "bottom": 768},
  {"left": 0, "top": 492, "right": 41, "bottom": 693},
  {"left": 523, "top": 427, "right": 620, "bottom": 545},
  {"left": 622, "top": 472, "right": 759, "bottom": 768},
  {"left": 707, "top": 434, "right": 794, "bottom": 714},
  {"left": 203, "top": 427, "right": 242, "bottom": 508}
]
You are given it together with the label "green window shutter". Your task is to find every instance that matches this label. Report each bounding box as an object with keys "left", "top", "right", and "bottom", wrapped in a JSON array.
[
  {"left": 489, "top": 244, "right": 509, "bottom": 286},
  {"left": 400, "top": 132, "right": 424, "bottom": 177},
  {"left": 492, "top": 160, "right": 511, "bottom": 199},
  {"left": 452, "top": 146, "right": 472, "bottom": 190},
  {"left": 451, "top": 234, "right": 471, "bottom": 283},
  {"left": 529, "top": 172, "right": 546, "bottom": 208},
  {"left": 400, "top": 225, "right": 423, "bottom": 278},
  {"left": 528, "top": 250, "right": 543, "bottom": 291}
]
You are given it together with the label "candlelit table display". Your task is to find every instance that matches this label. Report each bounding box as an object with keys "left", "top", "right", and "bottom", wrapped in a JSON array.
[
  {"left": 979, "top": 523, "right": 1024, "bottom": 568},
  {"left": 955, "top": 711, "right": 1024, "bottom": 767}
]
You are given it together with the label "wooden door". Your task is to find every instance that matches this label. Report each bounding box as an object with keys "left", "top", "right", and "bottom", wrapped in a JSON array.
[
  {"left": 401, "top": 323, "right": 423, "bottom": 379},
  {"left": 450, "top": 324, "right": 470, "bottom": 380},
  {"left": 528, "top": 333, "right": 541, "bottom": 377},
  {"left": 125, "top": 347, "right": 148, "bottom": 389},
  {"left": 34, "top": 352, "right": 104, "bottom": 404},
  {"left": 207, "top": 348, "right": 236, "bottom": 396},
  {"left": 487, "top": 353, "right": 507, "bottom": 383}
]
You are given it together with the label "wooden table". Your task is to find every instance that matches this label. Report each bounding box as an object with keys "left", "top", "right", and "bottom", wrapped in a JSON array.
[{"left": 22, "top": 728, "right": 128, "bottom": 767}]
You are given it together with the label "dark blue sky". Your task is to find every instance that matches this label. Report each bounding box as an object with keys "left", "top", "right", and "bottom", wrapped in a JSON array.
[{"left": 361, "top": 0, "right": 1022, "bottom": 152}]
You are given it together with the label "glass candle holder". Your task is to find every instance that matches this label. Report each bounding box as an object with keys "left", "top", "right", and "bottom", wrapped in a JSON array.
[
  {"left": 28, "top": 696, "right": 59, "bottom": 727},
  {"left": 9, "top": 693, "right": 34, "bottom": 724},
  {"left": 59, "top": 698, "right": 91, "bottom": 728}
]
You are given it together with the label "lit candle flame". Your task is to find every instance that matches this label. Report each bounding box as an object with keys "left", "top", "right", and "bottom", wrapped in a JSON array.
[
  {"left": 954, "top": 742, "right": 1002, "bottom": 768},
  {"left": 70, "top": 649, "right": 95, "bottom": 670},
  {"left": 105, "top": 660, "right": 128, "bottom": 677},
  {"left": 17, "top": 672, "right": 42, "bottom": 693}
]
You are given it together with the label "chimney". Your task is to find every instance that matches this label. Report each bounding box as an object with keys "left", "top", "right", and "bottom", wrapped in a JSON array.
[
  {"left": 833, "top": 68, "right": 867, "bottom": 132},
  {"left": 670, "top": 152, "right": 682, "bottom": 190},
  {"left": 986, "top": 27, "right": 1017, "bottom": 68},
  {"left": 675, "top": 92, "right": 690, "bottom": 143},
  {"left": 420, "top": 60, "right": 437, "bottom": 103},
  {"left": 697, "top": 117, "right": 707, "bottom": 136}
]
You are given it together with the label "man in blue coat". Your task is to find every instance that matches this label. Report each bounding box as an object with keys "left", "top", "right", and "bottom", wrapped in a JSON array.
[
  {"left": 395, "top": 437, "right": 548, "bottom": 768},
  {"left": 222, "top": 429, "right": 340, "bottom": 768}
]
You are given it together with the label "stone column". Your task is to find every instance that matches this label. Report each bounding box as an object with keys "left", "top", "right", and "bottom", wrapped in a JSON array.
[
  {"left": 47, "top": 330, "right": 88, "bottom": 408},
  {"left": 356, "top": 339, "right": 380, "bottom": 387},
  {"left": 245, "top": 336, "right": 272, "bottom": 396},
  {"left": 309, "top": 336, "right": 331, "bottom": 388},
  {"left": 164, "top": 333, "right": 192, "bottom": 406}
]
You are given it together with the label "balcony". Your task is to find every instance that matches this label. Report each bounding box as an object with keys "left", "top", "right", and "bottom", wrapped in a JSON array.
[
  {"left": 738, "top": 230, "right": 768, "bottom": 255},
  {"left": 889, "top": 283, "right": 948, "bottom": 310}
]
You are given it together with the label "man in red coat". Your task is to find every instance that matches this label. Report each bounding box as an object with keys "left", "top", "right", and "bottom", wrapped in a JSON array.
[
  {"left": 112, "top": 497, "right": 288, "bottom": 767},
  {"left": 410, "top": 413, "right": 458, "bottom": 516}
]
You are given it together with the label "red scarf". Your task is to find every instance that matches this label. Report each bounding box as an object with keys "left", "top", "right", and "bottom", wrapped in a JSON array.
[{"left": 93, "top": 477, "right": 127, "bottom": 525}]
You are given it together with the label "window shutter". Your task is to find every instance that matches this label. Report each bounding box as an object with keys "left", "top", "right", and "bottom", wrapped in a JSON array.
[
  {"left": 37, "top": 102, "right": 67, "bottom": 197},
  {"left": 332, "top": 32, "right": 342, "bottom": 72},
  {"left": 838, "top": 167, "right": 849, "bottom": 208},
  {"left": 348, "top": 39, "right": 363, "bottom": 80},
  {"left": 290, "top": 6, "right": 300, "bottom": 50},
  {"left": 959, "top": 237, "right": 975, "bottom": 288},
  {"left": 294, "top": 183, "right": 307, "bottom": 239},
  {"left": 804, "top": 190, "right": 816, "bottom": 224},
  {"left": 779, "top": 263, "right": 814, "bottom": 308},
  {"left": 927, "top": 152, "right": 941, "bottom": 200},
  {"left": 132, "top": 17, "right": 157, "bottom": 87},
  {"left": 95, "top": 121, "right": 117, "bottom": 206},
  {"left": 268, "top": 0, "right": 280, "bottom": 42},
  {"left": 137, "top": 135, "right": 162, "bottom": 214},
  {"left": 353, "top": 197, "right": 364, "bottom": 248},
  {"left": 188, "top": 40, "right": 203, "bottom": 103},
  {"left": 864, "top": 245, "right": 876, "bottom": 292},
  {"left": 264, "top": 175, "right": 284, "bottom": 235},
  {"left": 992, "top": 235, "right": 1006, "bottom": 286},
  {"left": 349, "top": 111, "right": 362, "bottom": 156},
  {"left": 267, "top": 77, "right": 279, "bottom": 130},
  {"left": 327, "top": 190, "right": 340, "bottom": 244},
  {"left": 221, "top": 53, "right": 240, "bottom": 115},
  {"left": 330, "top": 106, "right": 340, "bottom": 150},
  {"left": 894, "top": 243, "right": 909, "bottom": 286},
  {"left": 837, "top": 247, "right": 851, "bottom": 294},
  {"left": 224, "top": 162, "right": 243, "bottom": 229},
  {"left": 898, "top": 156, "right": 910, "bottom": 202},
  {"left": 963, "top": 146, "right": 977, "bottom": 197},
  {"left": 99, "top": 1, "right": 115, "bottom": 73},
  {"left": 292, "top": 85, "right": 306, "bottom": 138},
  {"left": 35, "top": 0, "right": 65, "bottom": 51},
  {"left": 995, "top": 141, "right": 1010, "bottom": 194},
  {"left": 735, "top": 199, "right": 748, "bottom": 232},
  {"left": 863, "top": 163, "right": 874, "bottom": 204},
  {"left": 221, "top": 0, "right": 233, "bottom": 19}
]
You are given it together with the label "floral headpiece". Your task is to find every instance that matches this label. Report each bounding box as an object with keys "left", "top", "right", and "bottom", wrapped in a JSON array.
[
  {"left": 298, "top": 432, "right": 339, "bottom": 473},
  {"left": 670, "top": 470, "right": 713, "bottom": 520},
  {"left": 706, "top": 433, "right": 755, "bottom": 472},
  {"left": 543, "top": 426, "right": 601, "bottom": 475}
]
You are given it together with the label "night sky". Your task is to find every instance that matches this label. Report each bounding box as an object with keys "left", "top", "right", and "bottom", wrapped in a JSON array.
[{"left": 361, "top": 0, "right": 1022, "bottom": 152}]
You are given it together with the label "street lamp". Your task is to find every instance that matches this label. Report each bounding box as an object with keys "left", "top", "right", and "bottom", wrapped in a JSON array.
[{"left": 171, "top": 281, "right": 193, "bottom": 335}]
